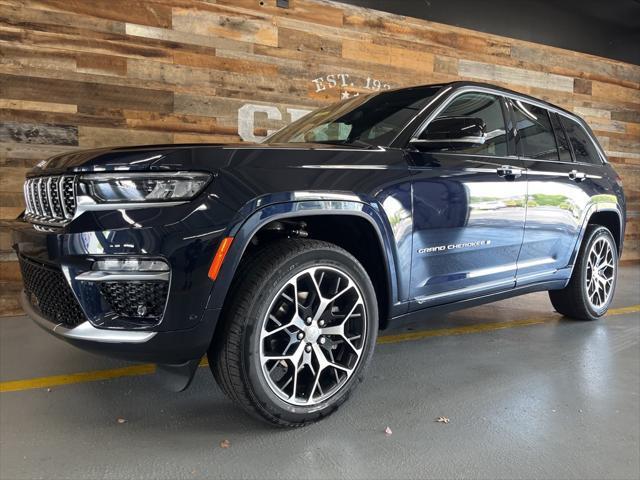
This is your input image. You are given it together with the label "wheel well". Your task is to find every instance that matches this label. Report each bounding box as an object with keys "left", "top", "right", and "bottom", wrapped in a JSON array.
[
  {"left": 242, "top": 215, "right": 391, "bottom": 329},
  {"left": 588, "top": 211, "right": 621, "bottom": 253}
]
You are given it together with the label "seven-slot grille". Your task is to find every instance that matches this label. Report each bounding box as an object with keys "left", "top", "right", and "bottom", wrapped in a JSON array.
[{"left": 23, "top": 175, "right": 76, "bottom": 226}]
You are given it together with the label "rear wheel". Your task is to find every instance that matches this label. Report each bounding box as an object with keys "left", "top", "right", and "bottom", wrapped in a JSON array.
[
  {"left": 549, "top": 225, "right": 618, "bottom": 320},
  {"left": 210, "top": 239, "right": 378, "bottom": 427}
]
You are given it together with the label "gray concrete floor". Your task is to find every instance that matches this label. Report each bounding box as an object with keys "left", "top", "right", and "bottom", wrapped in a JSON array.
[{"left": 1, "top": 266, "right": 639, "bottom": 480}]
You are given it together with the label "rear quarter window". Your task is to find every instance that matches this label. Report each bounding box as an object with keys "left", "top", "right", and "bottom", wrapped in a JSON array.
[{"left": 560, "top": 116, "right": 603, "bottom": 165}]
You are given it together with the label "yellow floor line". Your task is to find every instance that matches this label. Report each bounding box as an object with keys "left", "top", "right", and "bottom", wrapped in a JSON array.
[
  {"left": 608, "top": 305, "right": 640, "bottom": 316},
  {"left": 1, "top": 305, "right": 638, "bottom": 394},
  {"left": 377, "top": 316, "right": 555, "bottom": 344},
  {"left": 0, "top": 364, "right": 156, "bottom": 393}
]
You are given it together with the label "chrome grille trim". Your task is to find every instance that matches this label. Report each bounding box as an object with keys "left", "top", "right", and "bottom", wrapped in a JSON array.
[{"left": 23, "top": 175, "right": 76, "bottom": 226}]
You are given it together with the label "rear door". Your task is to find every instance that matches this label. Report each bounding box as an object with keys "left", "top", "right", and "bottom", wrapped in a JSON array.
[
  {"left": 510, "top": 100, "right": 595, "bottom": 284},
  {"left": 407, "top": 91, "right": 527, "bottom": 309}
]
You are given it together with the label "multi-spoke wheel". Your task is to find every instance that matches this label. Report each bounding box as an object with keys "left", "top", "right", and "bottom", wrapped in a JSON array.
[
  {"left": 549, "top": 225, "right": 618, "bottom": 320},
  {"left": 260, "top": 266, "right": 367, "bottom": 406},
  {"left": 585, "top": 236, "right": 616, "bottom": 310},
  {"left": 210, "top": 239, "right": 377, "bottom": 427}
]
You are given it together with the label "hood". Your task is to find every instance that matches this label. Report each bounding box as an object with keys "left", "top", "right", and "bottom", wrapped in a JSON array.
[
  {"left": 29, "top": 144, "right": 234, "bottom": 176},
  {"left": 28, "top": 142, "right": 384, "bottom": 176}
]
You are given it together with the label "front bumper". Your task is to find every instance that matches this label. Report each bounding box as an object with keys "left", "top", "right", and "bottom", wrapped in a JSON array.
[
  {"left": 9, "top": 190, "right": 233, "bottom": 363},
  {"left": 21, "top": 291, "right": 221, "bottom": 363}
]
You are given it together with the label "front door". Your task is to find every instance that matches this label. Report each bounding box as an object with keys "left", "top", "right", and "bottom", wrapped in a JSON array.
[{"left": 407, "top": 92, "right": 527, "bottom": 309}]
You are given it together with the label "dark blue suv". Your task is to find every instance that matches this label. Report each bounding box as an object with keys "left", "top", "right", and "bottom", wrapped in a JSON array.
[{"left": 11, "top": 82, "right": 626, "bottom": 426}]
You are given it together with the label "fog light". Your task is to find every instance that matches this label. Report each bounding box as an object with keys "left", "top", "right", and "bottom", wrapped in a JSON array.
[{"left": 94, "top": 258, "right": 169, "bottom": 272}]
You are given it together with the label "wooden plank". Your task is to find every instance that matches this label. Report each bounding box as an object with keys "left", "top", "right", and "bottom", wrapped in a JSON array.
[
  {"left": 173, "top": 50, "right": 278, "bottom": 76},
  {"left": 1, "top": 107, "right": 125, "bottom": 129},
  {"left": 278, "top": 27, "right": 341, "bottom": 56},
  {"left": 0, "top": 26, "right": 174, "bottom": 63},
  {"left": 574, "top": 78, "right": 592, "bottom": 95},
  {"left": 124, "top": 111, "right": 218, "bottom": 135},
  {"left": 126, "top": 58, "right": 216, "bottom": 95},
  {"left": 0, "top": 73, "right": 174, "bottom": 113},
  {"left": 174, "top": 132, "right": 241, "bottom": 144},
  {"left": 434, "top": 55, "right": 458, "bottom": 76},
  {"left": 0, "top": 122, "right": 78, "bottom": 146},
  {"left": 215, "top": 0, "right": 344, "bottom": 28},
  {"left": 0, "top": 281, "right": 22, "bottom": 317},
  {"left": 172, "top": 7, "right": 278, "bottom": 47},
  {"left": 31, "top": 0, "right": 172, "bottom": 28},
  {"left": 0, "top": 166, "right": 31, "bottom": 193},
  {"left": 124, "top": 22, "right": 253, "bottom": 53},
  {"left": 510, "top": 44, "right": 640, "bottom": 88},
  {"left": 591, "top": 81, "right": 640, "bottom": 106},
  {"left": 0, "top": 99, "right": 77, "bottom": 113},
  {"left": 0, "top": 41, "right": 77, "bottom": 72},
  {"left": 342, "top": 38, "right": 434, "bottom": 72},
  {"left": 0, "top": 260, "right": 21, "bottom": 281},
  {"left": 573, "top": 106, "right": 610, "bottom": 120},
  {"left": 612, "top": 111, "right": 640, "bottom": 124},
  {"left": 77, "top": 126, "right": 173, "bottom": 149},
  {"left": 0, "top": 3, "right": 126, "bottom": 35},
  {"left": 76, "top": 53, "right": 127, "bottom": 76},
  {"left": 458, "top": 59, "right": 574, "bottom": 92},
  {"left": 0, "top": 143, "right": 77, "bottom": 166}
]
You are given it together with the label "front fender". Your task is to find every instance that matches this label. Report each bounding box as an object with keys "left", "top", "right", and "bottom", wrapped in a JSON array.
[{"left": 206, "top": 193, "right": 405, "bottom": 317}]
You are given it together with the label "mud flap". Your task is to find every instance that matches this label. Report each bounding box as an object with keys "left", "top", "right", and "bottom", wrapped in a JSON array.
[{"left": 155, "top": 358, "right": 201, "bottom": 392}]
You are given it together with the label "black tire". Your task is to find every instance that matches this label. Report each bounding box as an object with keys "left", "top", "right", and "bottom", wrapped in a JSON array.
[
  {"left": 209, "top": 239, "right": 378, "bottom": 427},
  {"left": 549, "top": 225, "right": 618, "bottom": 320}
]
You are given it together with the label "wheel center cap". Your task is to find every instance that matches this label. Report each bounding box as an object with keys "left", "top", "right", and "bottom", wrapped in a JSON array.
[{"left": 305, "top": 324, "right": 321, "bottom": 343}]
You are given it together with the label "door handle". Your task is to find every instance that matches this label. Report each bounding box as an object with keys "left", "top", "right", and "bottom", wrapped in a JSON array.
[
  {"left": 568, "top": 169, "right": 587, "bottom": 182},
  {"left": 496, "top": 165, "right": 523, "bottom": 179}
]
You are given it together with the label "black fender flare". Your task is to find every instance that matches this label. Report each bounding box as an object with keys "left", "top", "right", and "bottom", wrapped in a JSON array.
[
  {"left": 205, "top": 197, "right": 404, "bottom": 319},
  {"left": 567, "top": 201, "right": 624, "bottom": 272}
]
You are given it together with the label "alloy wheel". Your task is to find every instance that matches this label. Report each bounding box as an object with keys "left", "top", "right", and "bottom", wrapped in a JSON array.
[
  {"left": 259, "top": 266, "right": 367, "bottom": 406},
  {"left": 585, "top": 236, "right": 616, "bottom": 310}
]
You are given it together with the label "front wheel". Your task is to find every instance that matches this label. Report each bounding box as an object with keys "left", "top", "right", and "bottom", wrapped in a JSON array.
[
  {"left": 210, "top": 239, "right": 378, "bottom": 427},
  {"left": 549, "top": 225, "right": 618, "bottom": 320}
]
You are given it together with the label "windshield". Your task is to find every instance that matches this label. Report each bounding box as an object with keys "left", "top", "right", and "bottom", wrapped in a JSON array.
[{"left": 264, "top": 86, "right": 442, "bottom": 147}]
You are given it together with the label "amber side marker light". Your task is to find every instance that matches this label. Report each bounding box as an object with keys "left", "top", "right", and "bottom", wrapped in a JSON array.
[{"left": 208, "top": 237, "right": 234, "bottom": 280}]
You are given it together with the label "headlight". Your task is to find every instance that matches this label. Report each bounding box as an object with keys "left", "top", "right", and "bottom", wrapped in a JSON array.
[{"left": 80, "top": 172, "right": 211, "bottom": 203}]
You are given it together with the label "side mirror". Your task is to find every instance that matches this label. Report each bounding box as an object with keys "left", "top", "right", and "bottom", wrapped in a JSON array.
[{"left": 411, "top": 116, "right": 486, "bottom": 151}]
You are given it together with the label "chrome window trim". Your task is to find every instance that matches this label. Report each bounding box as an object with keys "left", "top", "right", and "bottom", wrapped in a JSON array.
[
  {"left": 409, "top": 151, "right": 519, "bottom": 161},
  {"left": 519, "top": 156, "right": 604, "bottom": 167},
  {"left": 410, "top": 85, "right": 608, "bottom": 164},
  {"left": 392, "top": 86, "right": 453, "bottom": 144}
]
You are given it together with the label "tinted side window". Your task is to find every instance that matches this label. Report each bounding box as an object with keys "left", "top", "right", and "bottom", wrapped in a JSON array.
[
  {"left": 550, "top": 113, "right": 573, "bottom": 162},
  {"left": 560, "top": 116, "right": 602, "bottom": 164},
  {"left": 419, "top": 93, "right": 508, "bottom": 156},
  {"left": 512, "top": 101, "right": 558, "bottom": 160}
]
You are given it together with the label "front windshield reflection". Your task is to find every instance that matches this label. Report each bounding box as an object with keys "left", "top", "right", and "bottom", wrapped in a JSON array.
[{"left": 265, "top": 86, "right": 442, "bottom": 147}]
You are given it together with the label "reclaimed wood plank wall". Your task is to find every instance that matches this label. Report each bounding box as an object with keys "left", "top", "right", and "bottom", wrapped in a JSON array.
[{"left": 0, "top": 0, "right": 638, "bottom": 315}]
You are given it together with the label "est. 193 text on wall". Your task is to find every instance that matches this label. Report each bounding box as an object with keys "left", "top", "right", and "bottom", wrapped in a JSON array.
[{"left": 0, "top": 0, "right": 638, "bottom": 315}]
